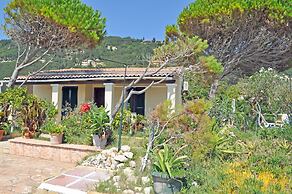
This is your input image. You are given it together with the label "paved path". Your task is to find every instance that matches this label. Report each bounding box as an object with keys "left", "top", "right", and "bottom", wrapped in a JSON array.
[
  {"left": 0, "top": 141, "right": 74, "bottom": 194},
  {"left": 39, "top": 166, "right": 112, "bottom": 194}
]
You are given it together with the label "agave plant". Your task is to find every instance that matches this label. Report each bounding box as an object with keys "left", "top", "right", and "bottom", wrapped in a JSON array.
[
  {"left": 209, "top": 130, "right": 248, "bottom": 160},
  {"left": 153, "top": 144, "right": 188, "bottom": 178}
]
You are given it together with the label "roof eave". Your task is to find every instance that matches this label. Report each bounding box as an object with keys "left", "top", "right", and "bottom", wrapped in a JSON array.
[{"left": 2, "top": 76, "right": 175, "bottom": 84}]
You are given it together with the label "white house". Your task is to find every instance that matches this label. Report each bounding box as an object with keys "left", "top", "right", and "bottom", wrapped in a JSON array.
[{"left": 1, "top": 67, "right": 183, "bottom": 120}]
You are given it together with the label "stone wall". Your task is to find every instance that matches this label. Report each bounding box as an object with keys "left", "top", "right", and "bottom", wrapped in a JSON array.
[{"left": 9, "top": 138, "right": 99, "bottom": 163}]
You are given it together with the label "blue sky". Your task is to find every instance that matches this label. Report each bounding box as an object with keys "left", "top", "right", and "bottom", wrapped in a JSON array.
[{"left": 0, "top": 0, "right": 193, "bottom": 40}]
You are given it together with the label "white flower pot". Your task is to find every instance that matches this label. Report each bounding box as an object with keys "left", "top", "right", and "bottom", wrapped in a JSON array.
[
  {"left": 92, "top": 134, "right": 107, "bottom": 149},
  {"left": 50, "top": 134, "right": 63, "bottom": 144}
]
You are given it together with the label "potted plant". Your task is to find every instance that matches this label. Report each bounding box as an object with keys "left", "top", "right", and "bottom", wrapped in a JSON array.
[
  {"left": 0, "top": 123, "right": 5, "bottom": 141},
  {"left": 49, "top": 124, "right": 64, "bottom": 144},
  {"left": 42, "top": 120, "right": 64, "bottom": 144},
  {"left": 92, "top": 128, "right": 109, "bottom": 149},
  {"left": 90, "top": 107, "right": 111, "bottom": 149},
  {"left": 0, "top": 122, "right": 12, "bottom": 140},
  {"left": 152, "top": 144, "right": 188, "bottom": 194},
  {"left": 80, "top": 103, "right": 111, "bottom": 148},
  {"left": 0, "top": 111, "right": 7, "bottom": 141}
]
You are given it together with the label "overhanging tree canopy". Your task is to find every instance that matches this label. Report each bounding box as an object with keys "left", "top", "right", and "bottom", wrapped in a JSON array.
[
  {"left": 174, "top": 0, "right": 291, "bottom": 79},
  {"left": 4, "top": 0, "right": 106, "bottom": 87}
]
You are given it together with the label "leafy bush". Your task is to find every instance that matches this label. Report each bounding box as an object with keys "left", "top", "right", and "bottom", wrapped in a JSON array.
[
  {"left": 149, "top": 100, "right": 172, "bottom": 125},
  {"left": 211, "top": 68, "right": 291, "bottom": 130},
  {"left": 41, "top": 120, "right": 63, "bottom": 135},
  {"left": 0, "top": 121, "right": 11, "bottom": 135},
  {"left": 148, "top": 87, "right": 291, "bottom": 193},
  {"left": 181, "top": 127, "right": 292, "bottom": 193},
  {"left": 62, "top": 103, "right": 110, "bottom": 145},
  {"left": 183, "top": 71, "right": 211, "bottom": 100},
  {"left": 111, "top": 108, "right": 132, "bottom": 133},
  {"left": 0, "top": 88, "right": 57, "bottom": 135},
  {"left": 238, "top": 68, "right": 291, "bottom": 116},
  {"left": 112, "top": 108, "right": 147, "bottom": 135},
  {"left": 152, "top": 144, "right": 188, "bottom": 178}
]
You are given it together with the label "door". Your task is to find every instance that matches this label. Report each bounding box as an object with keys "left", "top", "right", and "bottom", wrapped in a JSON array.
[
  {"left": 62, "top": 86, "right": 78, "bottom": 110},
  {"left": 94, "top": 88, "right": 105, "bottom": 107},
  {"left": 129, "top": 87, "right": 145, "bottom": 115}
]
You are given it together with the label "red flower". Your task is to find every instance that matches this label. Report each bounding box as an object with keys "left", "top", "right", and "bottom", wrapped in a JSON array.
[{"left": 80, "top": 103, "right": 91, "bottom": 113}]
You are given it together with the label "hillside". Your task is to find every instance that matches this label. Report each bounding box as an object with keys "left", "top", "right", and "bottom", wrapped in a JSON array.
[
  {"left": 0, "top": 36, "right": 161, "bottom": 79},
  {"left": 1, "top": 36, "right": 291, "bottom": 80}
]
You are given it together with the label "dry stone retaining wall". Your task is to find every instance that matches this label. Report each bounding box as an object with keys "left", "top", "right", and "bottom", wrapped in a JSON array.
[{"left": 9, "top": 137, "right": 99, "bottom": 163}]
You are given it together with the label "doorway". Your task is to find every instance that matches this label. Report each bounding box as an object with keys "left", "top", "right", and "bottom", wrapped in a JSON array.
[
  {"left": 62, "top": 86, "right": 78, "bottom": 110},
  {"left": 94, "top": 88, "right": 105, "bottom": 107},
  {"left": 129, "top": 87, "right": 145, "bottom": 115}
]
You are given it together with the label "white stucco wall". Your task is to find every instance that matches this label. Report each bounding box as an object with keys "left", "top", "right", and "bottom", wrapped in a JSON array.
[
  {"left": 78, "top": 85, "right": 86, "bottom": 107},
  {"left": 113, "top": 86, "right": 123, "bottom": 107},
  {"left": 145, "top": 86, "right": 167, "bottom": 115},
  {"left": 176, "top": 76, "right": 183, "bottom": 108},
  {"left": 85, "top": 84, "right": 93, "bottom": 102},
  {"left": 31, "top": 79, "right": 183, "bottom": 118},
  {"left": 32, "top": 85, "right": 52, "bottom": 102}
]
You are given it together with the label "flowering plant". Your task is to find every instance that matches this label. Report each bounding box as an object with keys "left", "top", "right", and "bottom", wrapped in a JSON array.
[{"left": 80, "top": 103, "right": 91, "bottom": 113}]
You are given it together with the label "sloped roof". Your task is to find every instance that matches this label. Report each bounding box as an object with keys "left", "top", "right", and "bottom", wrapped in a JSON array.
[{"left": 4, "top": 67, "right": 180, "bottom": 83}]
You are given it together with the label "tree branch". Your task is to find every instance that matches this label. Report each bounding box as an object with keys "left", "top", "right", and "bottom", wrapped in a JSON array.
[{"left": 19, "top": 56, "right": 54, "bottom": 87}]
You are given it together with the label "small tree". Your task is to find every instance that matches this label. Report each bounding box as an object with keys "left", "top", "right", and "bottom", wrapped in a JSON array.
[
  {"left": 171, "top": 0, "right": 292, "bottom": 97},
  {"left": 4, "top": 0, "right": 106, "bottom": 87},
  {"left": 112, "top": 36, "right": 223, "bottom": 117}
]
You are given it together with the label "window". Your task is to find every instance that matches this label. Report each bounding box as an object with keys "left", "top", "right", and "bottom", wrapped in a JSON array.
[
  {"left": 94, "top": 88, "right": 105, "bottom": 107},
  {"left": 129, "top": 87, "right": 145, "bottom": 115},
  {"left": 62, "top": 86, "right": 78, "bottom": 110}
]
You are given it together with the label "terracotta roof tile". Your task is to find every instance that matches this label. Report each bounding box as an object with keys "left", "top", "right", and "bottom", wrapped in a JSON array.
[{"left": 6, "top": 67, "right": 180, "bottom": 82}]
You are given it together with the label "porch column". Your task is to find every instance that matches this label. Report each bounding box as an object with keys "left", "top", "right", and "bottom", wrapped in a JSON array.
[
  {"left": 166, "top": 83, "right": 177, "bottom": 111},
  {"left": 0, "top": 82, "right": 3, "bottom": 93},
  {"left": 51, "top": 84, "right": 60, "bottom": 108},
  {"left": 104, "top": 83, "right": 114, "bottom": 117},
  {"left": 51, "top": 84, "right": 61, "bottom": 121}
]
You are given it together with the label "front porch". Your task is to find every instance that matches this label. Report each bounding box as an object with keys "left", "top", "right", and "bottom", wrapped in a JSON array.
[
  {"left": 1, "top": 67, "right": 183, "bottom": 120},
  {"left": 28, "top": 81, "right": 180, "bottom": 120}
]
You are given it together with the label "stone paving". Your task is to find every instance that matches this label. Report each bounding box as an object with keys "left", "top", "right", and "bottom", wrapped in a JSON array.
[
  {"left": 39, "top": 166, "right": 112, "bottom": 194},
  {"left": 0, "top": 141, "right": 74, "bottom": 194}
]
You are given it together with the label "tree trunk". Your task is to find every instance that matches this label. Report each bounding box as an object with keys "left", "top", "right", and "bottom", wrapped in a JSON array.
[
  {"left": 7, "top": 67, "right": 20, "bottom": 88},
  {"left": 208, "top": 79, "right": 219, "bottom": 99},
  {"left": 140, "top": 124, "right": 155, "bottom": 172}
]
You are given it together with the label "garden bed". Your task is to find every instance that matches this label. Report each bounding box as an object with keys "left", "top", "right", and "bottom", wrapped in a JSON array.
[{"left": 9, "top": 137, "right": 100, "bottom": 163}]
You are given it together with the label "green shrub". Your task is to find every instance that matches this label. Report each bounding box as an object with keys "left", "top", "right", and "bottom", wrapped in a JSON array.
[
  {"left": 238, "top": 68, "right": 291, "bottom": 116},
  {"left": 149, "top": 100, "right": 172, "bottom": 124},
  {"left": 147, "top": 69, "right": 291, "bottom": 193},
  {"left": 41, "top": 120, "right": 63, "bottom": 135},
  {"left": 183, "top": 70, "right": 211, "bottom": 100},
  {"left": 111, "top": 108, "right": 147, "bottom": 135},
  {"left": 111, "top": 108, "right": 132, "bottom": 133},
  {"left": 211, "top": 68, "right": 291, "bottom": 130},
  {"left": 0, "top": 88, "right": 57, "bottom": 135},
  {"left": 62, "top": 104, "right": 110, "bottom": 145},
  {"left": 152, "top": 144, "right": 188, "bottom": 178}
]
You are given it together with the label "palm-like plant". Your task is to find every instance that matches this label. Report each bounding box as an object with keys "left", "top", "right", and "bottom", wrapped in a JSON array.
[
  {"left": 153, "top": 144, "right": 188, "bottom": 178},
  {"left": 209, "top": 132, "right": 247, "bottom": 161}
]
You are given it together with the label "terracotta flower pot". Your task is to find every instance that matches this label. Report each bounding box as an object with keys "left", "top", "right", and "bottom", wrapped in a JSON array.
[
  {"left": 50, "top": 134, "right": 63, "bottom": 144},
  {"left": 10, "top": 132, "right": 21, "bottom": 138},
  {"left": 0, "top": 130, "right": 5, "bottom": 141},
  {"left": 22, "top": 127, "right": 35, "bottom": 139}
]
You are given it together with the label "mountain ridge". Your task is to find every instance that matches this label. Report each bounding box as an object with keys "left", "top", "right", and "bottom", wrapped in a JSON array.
[{"left": 0, "top": 36, "right": 161, "bottom": 79}]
